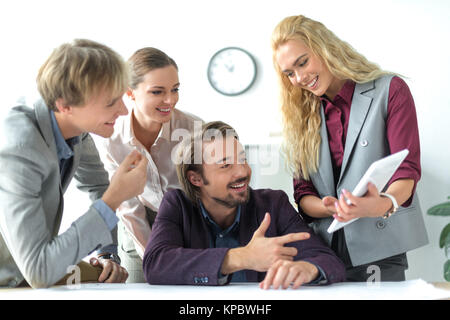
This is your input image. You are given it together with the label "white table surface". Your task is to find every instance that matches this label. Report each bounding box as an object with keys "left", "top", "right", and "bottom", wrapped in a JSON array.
[{"left": 0, "top": 279, "right": 449, "bottom": 300}]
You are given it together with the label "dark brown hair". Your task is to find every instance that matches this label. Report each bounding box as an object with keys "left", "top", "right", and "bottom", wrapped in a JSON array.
[
  {"left": 128, "top": 47, "right": 178, "bottom": 89},
  {"left": 175, "top": 121, "right": 239, "bottom": 204}
]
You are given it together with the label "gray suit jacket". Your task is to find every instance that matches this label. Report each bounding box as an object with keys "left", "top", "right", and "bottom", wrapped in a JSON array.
[
  {"left": 0, "top": 99, "right": 114, "bottom": 288},
  {"left": 309, "top": 75, "right": 429, "bottom": 266}
]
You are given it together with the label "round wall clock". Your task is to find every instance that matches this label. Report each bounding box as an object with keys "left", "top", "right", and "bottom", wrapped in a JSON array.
[{"left": 207, "top": 47, "right": 257, "bottom": 96}]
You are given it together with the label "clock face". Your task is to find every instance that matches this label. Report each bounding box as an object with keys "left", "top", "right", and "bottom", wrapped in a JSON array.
[{"left": 207, "top": 47, "right": 257, "bottom": 96}]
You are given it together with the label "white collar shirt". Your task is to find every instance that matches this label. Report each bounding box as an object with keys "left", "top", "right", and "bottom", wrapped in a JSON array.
[{"left": 96, "top": 106, "right": 202, "bottom": 257}]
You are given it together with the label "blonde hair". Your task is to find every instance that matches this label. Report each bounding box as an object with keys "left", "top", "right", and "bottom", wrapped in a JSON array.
[
  {"left": 175, "top": 121, "right": 239, "bottom": 204},
  {"left": 37, "top": 39, "right": 129, "bottom": 111},
  {"left": 271, "top": 15, "right": 393, "bottom": 179}
]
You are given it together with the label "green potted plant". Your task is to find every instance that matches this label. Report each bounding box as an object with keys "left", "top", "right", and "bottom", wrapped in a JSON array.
[{"left": 427, "top": 197, "right": 450, "bottom": 281}]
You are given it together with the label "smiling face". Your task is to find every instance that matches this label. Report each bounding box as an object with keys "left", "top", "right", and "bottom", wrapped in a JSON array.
[
  {"left": 128, "top": 65, "right": 180, "bottom": 127},
  {"left": 189, "top": 136, "right": 252, "bottom": 210},
  {"left": 275, "top": 39, "right": 344, "bottom": 99},
  {"left": 55, "top": 88, "right": 128, "bottom": 139}
]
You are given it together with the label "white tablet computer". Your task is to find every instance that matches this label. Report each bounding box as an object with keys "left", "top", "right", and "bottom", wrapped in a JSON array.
[{"left": 327, "top": 149, "right": 409, "bottom": 233}]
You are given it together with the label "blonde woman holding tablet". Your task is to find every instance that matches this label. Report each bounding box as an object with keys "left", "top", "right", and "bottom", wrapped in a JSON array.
[{"left": 271, "top": 15, "right": 428, "bottom": 281}]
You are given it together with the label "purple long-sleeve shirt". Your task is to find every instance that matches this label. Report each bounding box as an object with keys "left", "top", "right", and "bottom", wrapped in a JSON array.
[
  {"left": 294, "top": 77, "right": 421, "bottom": 214},
  {"left": 143, "top": 188, "right": 346, "bottom": 285}
]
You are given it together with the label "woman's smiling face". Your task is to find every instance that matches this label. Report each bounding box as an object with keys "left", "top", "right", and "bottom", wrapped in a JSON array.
[
  {"left": 129, "top": 65, "right": 180, "bottom": 125},
  {"left": 275, "top": 39, "right": 343, "bottom": 99}
]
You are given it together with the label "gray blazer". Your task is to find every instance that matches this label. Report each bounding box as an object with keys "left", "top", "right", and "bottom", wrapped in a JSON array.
[
  {"left": 309, "top": 75, "right": 429, "bottom": 266},
  {"left": 0, "top": 99, "right": 114, "bottom": 288}
]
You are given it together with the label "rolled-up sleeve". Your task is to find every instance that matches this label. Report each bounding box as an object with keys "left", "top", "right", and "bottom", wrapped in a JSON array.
[
  {"left": 386, "top": 77, "right": 421, "bottom": 207},
  {"left": 293, "top": 177, "right": 320, "bottom": 223}
]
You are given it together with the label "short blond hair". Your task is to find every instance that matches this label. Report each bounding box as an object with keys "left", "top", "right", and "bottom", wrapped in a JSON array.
[
  {"left": 37, "top": 39, "right": 129, "bottom": 111},
  {"left": 175, "top": 121, "right": 239, "bottom": 205}
]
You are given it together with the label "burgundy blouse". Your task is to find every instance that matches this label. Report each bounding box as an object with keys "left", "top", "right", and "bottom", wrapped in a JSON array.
[{"left": 293, "top": 76, "right": 421, "bottom": 209}]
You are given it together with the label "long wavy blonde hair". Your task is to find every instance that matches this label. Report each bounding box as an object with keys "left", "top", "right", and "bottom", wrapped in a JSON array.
[{"left": 271, "top": 15, "right": 393, "bottom": 180}]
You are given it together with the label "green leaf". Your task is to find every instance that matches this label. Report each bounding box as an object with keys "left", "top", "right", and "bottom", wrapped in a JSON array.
[
  {"left": 440, "top": 223, "right": 450, "bottom": 249},
  {"left": 444, "top": 260, "right": 450, "bottom": 282},
  {"left": 427, "top": 202, "right": 450, "bottom": 216}
]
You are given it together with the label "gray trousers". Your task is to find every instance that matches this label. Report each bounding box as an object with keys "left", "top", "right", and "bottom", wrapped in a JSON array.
[
  {"left": 118, "top": 207, "right": 157, "bottom": 283},
  {"left": 332, "top": 229, "right": 408, "bottom": 282},
  {"left": 345, "top": 253, "right": 408, "bottom": 282}
]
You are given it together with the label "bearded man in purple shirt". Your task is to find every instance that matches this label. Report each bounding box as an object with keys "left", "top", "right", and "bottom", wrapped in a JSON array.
[{"left": 143, "top": 121, "right": 345, "bottom": 289}]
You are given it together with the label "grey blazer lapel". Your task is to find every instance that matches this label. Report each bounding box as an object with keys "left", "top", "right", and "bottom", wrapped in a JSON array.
[
  {"left": 339, "top": 81, "right": 375, "bottom": 183},
  {"left": 34, "top": 100, "right": 66, "bottom": 232},
  {"left": 34, "top": 100, "right": 58, "bottom": 157},
  {"left": 315, "top": 104, "right": 335, "bottom": 197}
]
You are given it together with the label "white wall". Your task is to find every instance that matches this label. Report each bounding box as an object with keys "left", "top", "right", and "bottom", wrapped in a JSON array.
[{"left": 1, "top": 0, "right": 449, "bottom": 282}]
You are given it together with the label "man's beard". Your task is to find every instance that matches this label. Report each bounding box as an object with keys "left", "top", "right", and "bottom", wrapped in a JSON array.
[
  {"left": 211, "top": 189, "right": 250, "bottom": 208},
  {"left": 205, "top": 175, "right": 251, "bottom": 209}
]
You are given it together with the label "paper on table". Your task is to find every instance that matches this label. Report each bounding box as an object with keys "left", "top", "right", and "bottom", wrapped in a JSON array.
[
  {"left": 327, "top": 149, "right": 409, "bottom": 233},
  {"left": 1, "top": 279, "right": 448, "bottom": 300}
]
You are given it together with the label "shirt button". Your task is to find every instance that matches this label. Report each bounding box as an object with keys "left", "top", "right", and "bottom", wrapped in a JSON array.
[
  {"left": 218, "top": 234, "right": 224, "bottom": 238},
  {"left": 361, "top": 140, "right": 369, "bottom": 147},
  {"left": 376, "top": 220, "right": 386, "bottom": 229}
]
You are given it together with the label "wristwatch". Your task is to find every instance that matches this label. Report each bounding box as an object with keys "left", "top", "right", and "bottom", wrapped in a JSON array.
[
  {"left": 98, "top": 253, "right": 121, "bottom": 265},
  {"left": 379, "top": 192, "right": 399, "bottom": 219}
]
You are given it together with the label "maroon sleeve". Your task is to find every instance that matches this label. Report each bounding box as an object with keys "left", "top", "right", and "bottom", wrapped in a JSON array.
[
  {"left": 293, "top": 177, "right": 320, "bottom": 223},
  {"left": 386, "top": 76, "right": 421, "bottom": 206}
]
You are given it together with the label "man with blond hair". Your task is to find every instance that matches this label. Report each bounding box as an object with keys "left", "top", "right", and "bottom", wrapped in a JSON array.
[{"left": 0, "top": 39, "right": 148, "bottom": 288}]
